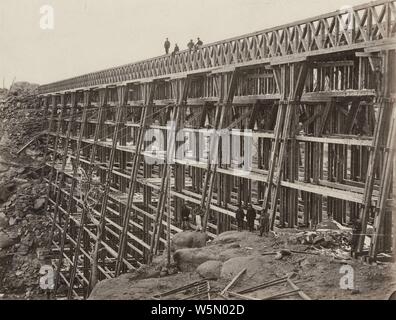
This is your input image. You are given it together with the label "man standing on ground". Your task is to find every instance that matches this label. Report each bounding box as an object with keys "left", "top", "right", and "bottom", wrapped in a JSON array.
[
  {"left": 259, "top": 210, "right": 270, "bottom": 236},
  {"left": 164, "top": 38, "right": 171, "bottom": 54},
  {"left": 181, "top": 204, "right": 191, "bottom": 231},
  {"left": 246, "top": 204, "right": 256, "bottom": 232},
  {"left": 351, "top": 219, "right": 362, "bottom": 258},
  {"left": 236, "top": 205, "right": 245, "bottom": 232},
  {"left": 193, "top": 205, "right": 204, "bottom": 232}
]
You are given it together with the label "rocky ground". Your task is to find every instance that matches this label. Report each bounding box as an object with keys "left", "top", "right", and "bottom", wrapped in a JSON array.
[
  {"left": 90, "top": 229, "right": 396, "bottom": 300},
  {"left": 0, "top": 83, "right": 51, "bottom": 300}
]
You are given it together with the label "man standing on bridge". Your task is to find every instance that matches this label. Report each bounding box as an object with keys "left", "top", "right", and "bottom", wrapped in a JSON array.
[
  {"left": 164, "top": 38, "right": 171, "bottom": 54},
  {"left": 187, "top": 39, "right": 195, "bottom": 52},
  {"left": 172, "top": 44, "right": 180, "bottom": 57},
  {"left": 195, "top": 37, "right": 203, "bottom": 49}
]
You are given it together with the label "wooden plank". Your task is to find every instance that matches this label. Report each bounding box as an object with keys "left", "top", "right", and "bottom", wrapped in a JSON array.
[
  {"left": 261, "top": 289, "right": 300, "bottom": 300},
  {"left": 17, "top": 131, "right": 48, "bottom": 155},
  {"left": 287, "top": 278, "right": 312, "bottom": 300},
  {"left": 226, "top": 292, "right": 260, "bottom": 300},
  {"left": 238, "top": 277, "right": 288, "bottom": 294},
  {"left": 154, "top": 281, "right": 207, "bottom": 298},
  {"left": 220, "top": 268, "right": 247, "bottom": 296}
]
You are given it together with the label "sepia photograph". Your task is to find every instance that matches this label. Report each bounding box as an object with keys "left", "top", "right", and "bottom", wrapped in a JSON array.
[{"left": 0, "top": 0, "right": 395, "bottom": 309}]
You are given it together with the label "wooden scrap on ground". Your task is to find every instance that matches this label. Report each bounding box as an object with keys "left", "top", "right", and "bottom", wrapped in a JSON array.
[
  {"left": 226, "top": 291, "right": 261, "bottom": 300},
  {"left": 287, "top": 278, "right": 312, "bottom": 300},
  {"left": 238, "top": 276, "right": 289, "bottom": 294},
  {"left": 181, "top": 288, "right": 214, "bottom": 300},
  {"left": 16, "top": 131, "right": 47, "bottom": 155},
  {"left": 261, "top": 289, "right": 301, "bottom": 300},
  {"left": 220, "top": 268, "right": 247, "bottom": 297},
  {"left": 290, "top": 249, "right": 320, "bottom": 256},
  {"left": 153, "top": 280, "right": 207, "bottom": 299},
  {"left": 261, "top": 251, "right": 278, "bottom": 256}
]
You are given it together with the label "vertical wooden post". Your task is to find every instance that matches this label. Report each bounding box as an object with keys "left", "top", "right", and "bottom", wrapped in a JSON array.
[
  {"left": 89, "top": 85, "right": 127, "bottom": 291},
  {"left": 202, "top": 70, "right": 238, "bottom": 232},
  {"left": 266, "top": 62, "right": 308, "bottom": 229},
  {"left": 369, "top": 101, "right": 395, "bottom": 258},
  {"left": 115, "top": 82, "right": 154, "bottom": 276},
  {"left": 357, "top": 51, "right": 391, "bottom": 254},
  {"left": 150, "top": 77, "right": 190, "bottom": 261},
  {"left": 50, "top": 93, "right": 78, "bottom": 244},
  {"left": 59, "top": 89, "right": 106, "bottom": 297}
]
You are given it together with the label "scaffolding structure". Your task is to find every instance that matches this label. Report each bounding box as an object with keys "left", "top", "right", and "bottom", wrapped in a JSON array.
[{"left": 38, "top": 0, "right": 396, "bottom": 299}]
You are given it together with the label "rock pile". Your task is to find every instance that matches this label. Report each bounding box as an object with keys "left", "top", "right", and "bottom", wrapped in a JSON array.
[
  {"left": 0, "top": 85, "right": 51, "bottom": 299},
  {"left": 0, "top": 94, "right": 43, "bottom": 151},
  {"left": 286, "top": 221, "right": 352, "bottom": 250}
]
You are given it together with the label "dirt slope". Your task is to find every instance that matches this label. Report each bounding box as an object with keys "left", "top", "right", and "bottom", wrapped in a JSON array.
[{"left": 90, "top": 231, "right": 396, "bottom": 300}]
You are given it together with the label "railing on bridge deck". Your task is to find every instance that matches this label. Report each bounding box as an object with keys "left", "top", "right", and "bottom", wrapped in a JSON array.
[{"left": 39, "top": 0, "right": 396, "bottom": 94}]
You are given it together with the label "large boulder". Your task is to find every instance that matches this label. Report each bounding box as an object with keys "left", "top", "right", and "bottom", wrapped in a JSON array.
[
  {"left": 210, "top": 231, "right": 257, "bottom": 246},
  {"left": 196, "top": 260, "right": 223, "bottom": 280},
  {"left": 0, "top": 232, "right": 14, "bottom": 249},
  {"left": 211, "top": 231, "right": 243, "bottom": 245},
  {"left": 220, "top": 256, "right": 276, "bottom": 280},
  {"left": 171, "top": 231, "right": 207, "bottom": 252},
  {"left": 173, "top": 248, "right": 219, "bottom": 272}
]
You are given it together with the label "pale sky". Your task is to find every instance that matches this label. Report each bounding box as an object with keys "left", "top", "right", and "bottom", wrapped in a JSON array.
[{"left": 0, "top": 0, "right": 368, "bottom": 88}]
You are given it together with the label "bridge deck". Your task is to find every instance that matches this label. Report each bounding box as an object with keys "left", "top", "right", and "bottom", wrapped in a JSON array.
[{"left": 39, "top": 0, "right": 396, "bottom": 94}]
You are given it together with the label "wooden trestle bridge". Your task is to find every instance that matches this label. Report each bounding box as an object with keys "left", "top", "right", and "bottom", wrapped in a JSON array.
[{"left": 38, "top": 0, "right": 396, "bottom": 299}]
